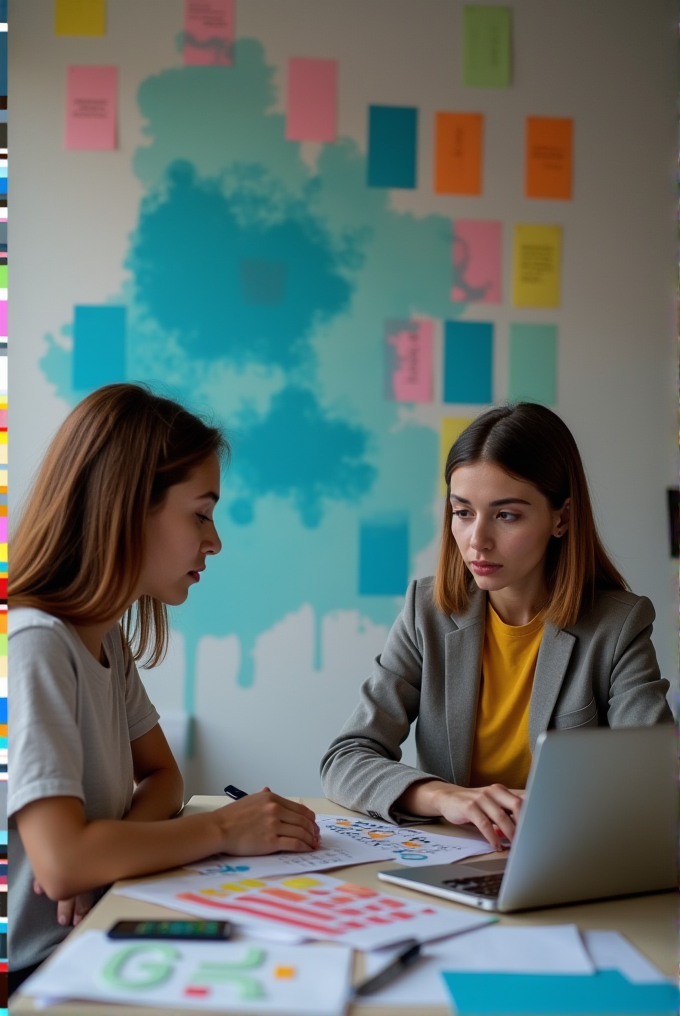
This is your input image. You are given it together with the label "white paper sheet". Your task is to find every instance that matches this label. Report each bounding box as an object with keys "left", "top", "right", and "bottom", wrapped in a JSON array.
[
  {"left": 582, "top": 930, "right": 670, "bottom": 984},
  {"left": 22, "top": 930, "right": 352, "bottom": 1015},
  {"left": 185, "top": 814, "right": 493, "bottom": 875},
  {"left": 359, "top": 924, "right": 594, "bottom": 1006},
  {"left": 117, "top": 871, "right": 494, "bottom": 951}
]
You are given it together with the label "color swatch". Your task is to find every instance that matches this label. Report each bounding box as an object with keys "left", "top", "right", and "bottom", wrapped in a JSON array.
[
  {"left": 435, "top": 113, "right": 483, "bottom": 195},
  {"left": 73, "top": 305, "right": 126, "bottom": 389},
  {"left": 286, "top": 58, "right": 337, "bottom": 143},
  {"left": 512, "top": 225, "right": 562, "bottom": 307},
  {"left": 452, "top": 220, "right": 501, "bottom": 303},
  {"left": 55, "top": 0, "right": 106, "bottom": 36},
  {"left": 463, "top": 6, "right": 512, "bottom": 88},
  {"left": 444, "top": 321, "right": 493, "bottom": 404},
  {"left": 526, "top": 117, "right": 573, "bottom": 200},
  {"left": 440, "top": 417, "right": 474, "bottom": 495},
  {"left": 384, "top": 319, "right": 433, "bottom": 403},
  {"left": 367, "top": 105, "right": 418, "bottom": 189},
  {"left": 359, "top": 516, "right": 409, "bottom": 596},
  {"left": 65, "top": 66, "right": 117, "bottom": 150},
  {"left": 183, "top": 0, "right": 234, "bottom": 65},
  {"left": 508, "top": 323, "right": 557, "bottom": 405}
]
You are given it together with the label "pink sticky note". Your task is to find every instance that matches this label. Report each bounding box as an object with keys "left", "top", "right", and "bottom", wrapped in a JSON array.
[
  {"left": 183, "top": 0, "right": 234, "bottom": 66},
  {"left": 286, "top": 58, "right": 337, "bottom": 143},
  {"left": 65, "top": 66, "right": 117, "bottom": 151},
  {"left": 452, "top": 220, "right": 502, "bottom": 304},
  {"left": 385, "top": 319, "right": 433, "bottom": 403},
  {"left": 0, "top": 517, "right": 6, "bottom": 543},
  {"left": 0, "top": 302, "right": 6, "bottom": 338}
]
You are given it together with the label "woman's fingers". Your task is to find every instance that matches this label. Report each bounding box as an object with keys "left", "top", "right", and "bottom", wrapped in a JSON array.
[{"left": 57, "top": 898, "right": 76, "bottom": 926}]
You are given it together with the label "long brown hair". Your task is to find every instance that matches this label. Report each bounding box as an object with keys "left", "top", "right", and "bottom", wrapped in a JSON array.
[
  {"left": 10, "top": 384, "right": 229, "bottom": 665},
  {"left": 434, "top": 404, "right": 627, "bottom": 628}
]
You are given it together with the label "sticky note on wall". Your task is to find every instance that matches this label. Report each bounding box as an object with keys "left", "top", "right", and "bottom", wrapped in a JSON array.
[
  {"left": 183, "top": 0, "right": 234, "bottom": 66},
  {"left": 384, "top": 319, "right": 433, "bottom": 403},
  {"left": 55, "top": 0, "right": 106, "bottom": 36},
  {"left": 508, "top": 323, "right": 557, "bottom": 405},
  {"left": 512, "top": 225, "right": 562, "bottom": 308},
  {"left": 286, "top": 58, "right": 337, "bottom": 143},
  {"left": 367, "top": 106, "right": 418, "bottom": 189},
  {"left": 435, "top": 113, "right": 483, "bottom": 196},
  {"left": 444, "top": 321, "right": 493, "bottom": 405},
  {"left": 452, "top": 220, "right": 501, "bottom": 303},
  {"left": 526, "top": 117, "right": 573, "bottom": 200},
  {"left": 359, "top": 516, "right": 409, "bottom": 596},
  {"left": 65, "top": 66, "right": 117, "bottom": 150},
  {"left": 73, "top": 305, "right": 126, "bottom": 389},
  {"left": 440, "top": 417, "right": 474, "bottom": 495},
  {"left": 463, "top": 6, "right": 512, "bottom": 88}
]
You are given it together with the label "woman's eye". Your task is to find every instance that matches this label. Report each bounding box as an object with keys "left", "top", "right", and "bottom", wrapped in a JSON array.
[
  {"left": 196, "top": 513, "right": 210, "bottom": 525},
  {"left": 498, "top": 511, "right": 518, "bottom": 521},
  {"left": 451, "top": 509, "right": 471, "bottom": 518}
]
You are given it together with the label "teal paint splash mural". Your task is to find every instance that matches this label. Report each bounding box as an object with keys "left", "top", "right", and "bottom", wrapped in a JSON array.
[{"left": 41, "top": 38, "right": 462, "bottom": 698}]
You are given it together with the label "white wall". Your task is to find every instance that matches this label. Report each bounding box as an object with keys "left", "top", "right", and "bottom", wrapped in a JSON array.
[{"left": 10, "top": 0, "right": 677, "bottom": 796}]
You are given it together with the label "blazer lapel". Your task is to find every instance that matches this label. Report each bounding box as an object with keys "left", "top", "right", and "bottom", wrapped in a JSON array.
[
  {"left": 445, "top": 589, "right": 486, "bottom": 786},
  {"left": 529, "top": 622, "right": 576, "bottom": 749}
]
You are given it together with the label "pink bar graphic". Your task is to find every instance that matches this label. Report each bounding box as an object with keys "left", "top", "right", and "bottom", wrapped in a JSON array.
[
  {"left": 452, "top": 220, "right": 502, "bottom": 304},
  {"left": 385, "top": 319, "right": 433, "bottom": 403},
  {"left": 286, "top": 58, "right": 338, "bottom": 143},
  {"left": 65, "top": 66, "right": 117, "bottom": 151},
  {"left": 183, "top": 0, "right": 234, "bottom": 66}
]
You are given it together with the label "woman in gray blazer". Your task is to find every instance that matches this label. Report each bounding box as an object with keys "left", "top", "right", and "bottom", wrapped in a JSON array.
[{"left": 320, "top": 404, "right": 672, "bottom": 849}]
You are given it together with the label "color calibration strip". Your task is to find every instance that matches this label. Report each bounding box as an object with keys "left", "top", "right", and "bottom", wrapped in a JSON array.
[{"left": 1, "top": 1, "right": 7, "bottom": 1009}]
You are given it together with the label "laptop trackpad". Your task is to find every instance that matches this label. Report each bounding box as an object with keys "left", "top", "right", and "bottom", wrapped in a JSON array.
[{"left": 455, "top": 858, "right": 508, "bottom": 874}]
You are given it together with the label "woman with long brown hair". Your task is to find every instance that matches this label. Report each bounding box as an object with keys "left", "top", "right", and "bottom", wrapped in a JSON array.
[
  {"left": 321, "top": 403, "right": 672, "bottom": 845},
  {"left": 9, "top": 384, "right": 319, "bottom": 992}
]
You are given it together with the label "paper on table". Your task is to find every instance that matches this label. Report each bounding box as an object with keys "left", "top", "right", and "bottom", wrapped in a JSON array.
[
  {"left": 512, "top": 224, "right": 561, "bottom": 308},
  {"left": 117, "top": 872, "right": 494, "bottom": 952},
  {"left": 286, "top": 58, "right": 337, "bottom": 143},
  {"left": 360, "top": 924, "right": 594, "bottom": 1007},
  {"left": 21, "top": 930, "right": 352, "bottom": 1015},
  {"left": 526, "top": 117, "right": 573, "bottom": 200},
  {"left": 183, "top": 0, "right": 234, "bottom": 66},
  {"left": 65, "top": 66, "right": 117, "bottom": 151},
  {"left": 583, "top": 931, "right": 670, "bottom": 985},
  {"left": 186, "top": 814, "right": 493, "bottom": 874}
]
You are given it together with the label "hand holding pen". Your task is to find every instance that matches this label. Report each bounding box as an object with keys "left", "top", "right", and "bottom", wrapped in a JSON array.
[{"left": 220, "top": 784, "right": 320, "bottom": 853}]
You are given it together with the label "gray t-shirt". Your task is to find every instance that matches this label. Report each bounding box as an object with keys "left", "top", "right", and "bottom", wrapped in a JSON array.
[{"left": 8, "top": 608, "right": 159, "bottom": 970}]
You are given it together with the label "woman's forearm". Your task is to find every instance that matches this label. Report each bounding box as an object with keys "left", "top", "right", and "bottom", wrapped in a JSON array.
[
  {"left": 125, "top": 766, "right": 185, "bottom": 822},
  {"left": 396, "top": 779, "right": 447, "bottom": 817}
]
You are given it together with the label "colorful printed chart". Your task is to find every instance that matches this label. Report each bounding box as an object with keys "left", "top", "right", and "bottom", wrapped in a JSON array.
[
  {"left": 118, "top": 872, "right": 493, "bottom": 951},
  {"left": 185, "top": 814, "right": 493, "bottom": 876},
  {"left": 22, "top": 931, "right": 352, "bottom": 1015}
]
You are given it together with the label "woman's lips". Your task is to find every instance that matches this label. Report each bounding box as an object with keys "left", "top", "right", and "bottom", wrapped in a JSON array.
[
  {"left": 188, "top": 571, "right": 201, "bottom": 582},
  {"left": 470, "top": 561, "right": 502, "bottom": 575}
]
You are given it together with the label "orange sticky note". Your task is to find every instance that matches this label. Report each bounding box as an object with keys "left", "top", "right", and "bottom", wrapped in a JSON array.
[
  {"left": 435, "top": 112, "right": 483, "bottom": 195},
  {"left": 526, "top": 117, "right": 573, "bottom": 200}
]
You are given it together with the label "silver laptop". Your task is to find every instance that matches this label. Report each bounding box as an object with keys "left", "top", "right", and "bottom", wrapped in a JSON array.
[{"left": 378, "top": 725, "right": 678, "bottom": 912}]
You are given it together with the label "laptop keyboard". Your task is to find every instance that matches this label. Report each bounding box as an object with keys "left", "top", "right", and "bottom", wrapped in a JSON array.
[{"left": 442, "top": 874, "right": 503, "bottom": 898}]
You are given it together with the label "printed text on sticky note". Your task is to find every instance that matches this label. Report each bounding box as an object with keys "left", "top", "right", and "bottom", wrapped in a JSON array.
[
  {"left": 512, "top": 225, "right": 562, "bottom": 308},
  {"left": 435, "top": 113, "right": 483, "bottom": 196},
  {"left": 526, "top": 117, "right": 573, "bottom": 200},
  {"left": 183, "top": 0, "right": 234, "bottom": 66},
  {"left": 65, "top": 66, "right": 117, "bottom": 151},
  {"left": 384, "top": 319, "right": 433, "bottom": 403}
]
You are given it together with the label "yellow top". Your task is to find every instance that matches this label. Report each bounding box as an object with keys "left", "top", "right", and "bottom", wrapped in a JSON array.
[{"left": 469, "top": 602, "right": 545, "bottom": 790}]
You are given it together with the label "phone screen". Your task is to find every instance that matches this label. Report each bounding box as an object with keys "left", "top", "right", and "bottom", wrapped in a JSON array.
[{"left": 107, "top": 919, "right": 231, "bottom": 940}]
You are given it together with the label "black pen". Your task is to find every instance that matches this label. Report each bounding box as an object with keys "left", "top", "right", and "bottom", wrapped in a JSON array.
[
  {"left": 223, "top": 785, "right": 248, "bottom": 800},
  {"left": 351, "top": 940, "right": 422, "bottom": 997}
]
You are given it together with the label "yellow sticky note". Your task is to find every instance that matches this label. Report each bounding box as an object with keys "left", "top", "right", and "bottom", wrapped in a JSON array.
[
  {"left": 512, "top": 225, "right": 561, "bottom": 308},
  {"left": 55, "top": 0, "right": 106, "bottom": 36},
  {"left": 440, "top": 418, "right": 474, "bottom": 495},
  {"left": 281, "top": 877, "right": 321, "bottom": 890}
]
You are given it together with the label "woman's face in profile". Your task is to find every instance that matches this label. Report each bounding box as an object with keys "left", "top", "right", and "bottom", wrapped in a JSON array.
[{"left": 449, "top": 460, "right": 569, "bottom": 599}]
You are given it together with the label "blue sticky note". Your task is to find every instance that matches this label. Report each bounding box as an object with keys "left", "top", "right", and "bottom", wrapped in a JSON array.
[
  {"left": 444, "top": 321, "right": 493, "bottom": 403},
  {"left": 73, "top": 305, "right": 126, "bottom": 389},
  {"left": 368, "top": 105, "right": 418, "bottom": 189},
  {"left": 0, "top": 698, "right": 5, "bottom": 724},
  {"left": 0, "top": 178, "right": 7, "bottom": 194},
  {"left": 509, "top": 323, "right": 557, "bottom": 405},
  {"left": 239, "top": 260, "right": 287, "bottom": 305},
  {"left": 442, "top": 970, "right": 679, "bottom": 1015},
  {"left": 359, "top": 515, "right": 409, "bottom": 595}
]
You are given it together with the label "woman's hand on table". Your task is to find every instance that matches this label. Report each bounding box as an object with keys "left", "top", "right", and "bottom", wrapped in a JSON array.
[
  {"left": 33, "top": 880, "right": 95, "bottom": 927},
  {"left": 397, "top": 781, "right": 525, "bottom": 850},
  {"left": 209, "top": 788, "right": 320, "bottom": 856}
]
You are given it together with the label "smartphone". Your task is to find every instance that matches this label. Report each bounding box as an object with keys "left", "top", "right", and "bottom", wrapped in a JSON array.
[{"left": 107, "top": 919, "right": 231, "bottom": 941}]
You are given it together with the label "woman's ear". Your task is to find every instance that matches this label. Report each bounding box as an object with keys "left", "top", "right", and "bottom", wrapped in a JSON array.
[{"left": 553, "top": 497, "right": 570, "bottom": 538}]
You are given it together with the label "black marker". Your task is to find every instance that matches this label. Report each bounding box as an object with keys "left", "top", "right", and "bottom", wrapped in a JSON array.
[
  {"left": 351, "top": 940, "right": 422, "bottom": 997},
  {"left": 223, "top": 784, "right": 248, "bottom": 800}
]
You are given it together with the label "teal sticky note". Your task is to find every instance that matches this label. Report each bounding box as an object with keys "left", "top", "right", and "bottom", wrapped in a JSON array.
[
  {"left": 508, "top": 323, "right": 557, "bottom": 405},
  {"left": 368, "top": 105, "right": 418, "bottom": 189},
  {"left": 359, "top": 515, "right": 409, "bottom": 595},
  {"left": 444, "top": 320, "right": 493, "bottom": 404},
  {"left": 442, "top": 970, "right": 679, "bottom": 1015},
  {"left": 463, "top": 6, "right": 512, "bottom": 88},
  {"left": 73, "top": 305, "right": 126, "bottom": 389}
]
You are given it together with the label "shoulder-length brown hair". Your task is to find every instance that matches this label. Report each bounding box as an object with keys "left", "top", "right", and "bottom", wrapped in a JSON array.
[
  {"left": 10, "top": 383, "right": 229, "bottom": 666},
  {"left": 434, "top": 403, "right": 626, "bottom": 629}
]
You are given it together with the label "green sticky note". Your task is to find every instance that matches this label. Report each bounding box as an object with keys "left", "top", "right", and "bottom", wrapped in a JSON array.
[
  {"left": 0, "top": 266, "right": 7, "bottom": 288},
  {"left": 508, "top": 323, "right": 557, "bottom": 405},
  {"left": 463, "top": 6, "right": 512, "bottom": 88}
]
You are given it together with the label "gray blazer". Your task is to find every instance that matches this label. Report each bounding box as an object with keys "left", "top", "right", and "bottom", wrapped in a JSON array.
[{"left": 320, "top": 578, "right": 673, "bottom": 824}]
